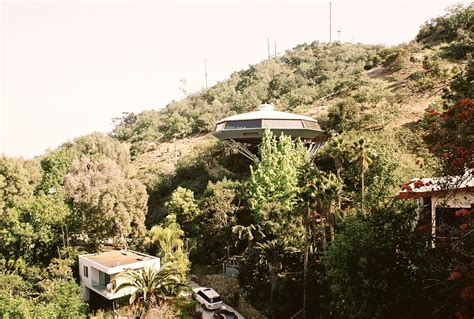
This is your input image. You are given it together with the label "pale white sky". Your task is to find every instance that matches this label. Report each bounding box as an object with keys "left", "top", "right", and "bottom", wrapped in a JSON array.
[{"left": 0, "top": 0, "right": 464, "bottom": 158}]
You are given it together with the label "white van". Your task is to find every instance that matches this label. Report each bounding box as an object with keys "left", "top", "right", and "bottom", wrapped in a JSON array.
[{"left": 193, "top": 287, "right": 223, "bottom": 310}]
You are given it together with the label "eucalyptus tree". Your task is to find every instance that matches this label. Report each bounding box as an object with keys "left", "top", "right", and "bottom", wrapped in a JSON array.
[
  {"left": 0, "top": 156, "right": 33, "bottom": 212},
  {"left": 64, "top": 155, "right": 148, "bottom": 249}
]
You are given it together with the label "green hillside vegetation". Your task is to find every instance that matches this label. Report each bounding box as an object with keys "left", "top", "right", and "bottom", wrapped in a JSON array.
[{"left": 1, "top": 4, "right": 473, "bottom": 318}]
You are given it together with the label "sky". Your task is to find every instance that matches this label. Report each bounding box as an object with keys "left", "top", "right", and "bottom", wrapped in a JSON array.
[{"left": 0, "top": 0, "right": 465, "bottom": 158}]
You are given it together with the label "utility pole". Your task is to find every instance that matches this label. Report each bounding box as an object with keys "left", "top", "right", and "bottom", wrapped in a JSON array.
[
  {"left": 274, "top": 41, "right": 277, "bottom": 58},
  {"left": 329, "top": 2, "right": 332, "bottom": 43},
  {"left": 203, "top": 59, "right": 208, "bottom": 88},
  {"left": 267, "top": 37, "right": 271, "bottom": 59},
  {"left": 179, "top": 78, "right": 187, "bottom": 97},
  {"left": 337, "top": 29, "right": 342, "bottom": 42}
]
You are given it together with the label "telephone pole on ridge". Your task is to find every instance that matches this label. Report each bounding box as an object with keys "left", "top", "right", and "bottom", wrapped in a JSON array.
[{"left": 267, "top": 37, "right": 271, "bottom": 59}]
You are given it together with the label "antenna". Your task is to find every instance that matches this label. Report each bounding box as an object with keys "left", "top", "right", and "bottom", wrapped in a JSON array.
[
  {"left": 203, "top": 59, "right": 208, "bottom": 88},
  {"left": 329, "top": 2, "right": 333, "bottom": 43}
]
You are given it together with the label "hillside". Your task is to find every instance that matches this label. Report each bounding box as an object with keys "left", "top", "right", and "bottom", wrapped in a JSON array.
[{"left": 114, "top": 39, "right": 467, "bottom": 184}]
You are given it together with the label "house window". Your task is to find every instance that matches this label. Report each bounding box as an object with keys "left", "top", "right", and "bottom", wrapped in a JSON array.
[
  {"left": 99, "top": 271, "right": 110, "bottom": 286},
  {"left": 83, "top": 266, "right": 88, "bottom": 278},
  {"left": 224, "top": 119, "right": 262, "bottom": 129}
]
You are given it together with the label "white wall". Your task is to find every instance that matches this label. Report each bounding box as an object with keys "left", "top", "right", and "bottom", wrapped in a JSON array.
[{"left": 78, "top": 254, "right": 160, "bottom": 301}]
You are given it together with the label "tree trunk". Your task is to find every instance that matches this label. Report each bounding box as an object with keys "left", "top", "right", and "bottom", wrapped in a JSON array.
[
  {"left": 270, "top": 266, "right": 279, "bottom": 319},
  {"left": 318, "top": 198, "right": 326, "bottom": 248},
  {"left": 361, "top": 171, "right": 365, "bottom": 210},
  {"left": 329, "top": 200, "right": 336, "bottom": 242},
  {"left": 303, "top": 204, "right": 310, "bottom": 319},
  {"left": 335, "top": 161, "right": 342, "bottom": 210}
]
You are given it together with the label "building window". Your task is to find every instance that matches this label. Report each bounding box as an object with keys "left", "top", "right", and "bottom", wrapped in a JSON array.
[
  {"left": 83, "top": 266, "right": 88, "bottom": 278},
  {"left": 99, "top": 271, "right": 110, "bottom": 286},
  {"left": 224, "top": 119, "right": 262, "bottom": 130}
]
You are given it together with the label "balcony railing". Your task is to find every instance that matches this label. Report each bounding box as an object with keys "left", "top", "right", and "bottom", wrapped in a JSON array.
[{"left": 91, "top": 279, "right": 110, "bottom": 294}]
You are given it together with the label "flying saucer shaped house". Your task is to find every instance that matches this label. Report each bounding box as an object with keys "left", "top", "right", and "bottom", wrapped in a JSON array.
[{"left": 213, "top": 104, "right": 326, "bottom": 144}]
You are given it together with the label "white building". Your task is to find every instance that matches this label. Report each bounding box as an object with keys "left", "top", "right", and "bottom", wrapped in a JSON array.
[
  {"left": 397, "top": 171, "right": 473, "bottom": 247},
  {"left": 78, "top": 250, "right": 160, "bottom": 301}
]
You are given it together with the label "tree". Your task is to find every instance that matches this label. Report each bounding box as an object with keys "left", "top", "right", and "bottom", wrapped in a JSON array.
[
  {"left": 0, "top": 157, "right": 33, "bottom": 212},
  {"left": 232, "top": 224, "right": 265, "bottom": 254},
  {"left": 165, "top": 187, "right": 200, "bottom": 226},
  {"left": 0, "top": 258, "right": 88, "bottom": 318},
  {"left": 246, "top": 130, "right": 306, "bottom": 226},
  {"left": 256, "top": 238, "right": 296, "bottom": 318},
  {"left": 322, "top": 201, "right": 471, "bottom": 319},
  {"left": 146, "top": 214, "right": 190, "bottom": 279},
  {"left": 201, "top": 179, "right": 239, "bottom": 228},
  {"left": 350, "top": 138, "right": 374, "bottom": 209},
  {"left": 67, "top": 132, "right": 131, "bottom": 168},
  {"left": 64, "top": 156, "right": 147, "bottom": 249},
  {"left": 321, "top": 173, "right": 344, "bottom": 242},
  {"left": 422, "top": 98, "right": 473, "bottom": 175},
  {"left": 36, "top": 148, "right": 74, "bottom": 196},
  {"left": 114, "top": 264, "right": 183, "bottom": 316},
  {"left": 0, "top": 194, "right": 70, "bottom": 265},
  {"left": 197, "top": 179, "right": 240, "bottom": 263},
  {"left": 324, "top": 136, "right": 346, "bottom": 209}
]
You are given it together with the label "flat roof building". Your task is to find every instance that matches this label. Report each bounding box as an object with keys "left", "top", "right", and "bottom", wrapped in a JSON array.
[{"left": 79, "top": 250, "right": 160, "bottom": 301}]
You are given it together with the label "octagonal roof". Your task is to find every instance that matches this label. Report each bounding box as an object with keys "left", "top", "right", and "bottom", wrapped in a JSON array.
[{"left": 217, "top": 104, "right": 316, "bottom": 123}]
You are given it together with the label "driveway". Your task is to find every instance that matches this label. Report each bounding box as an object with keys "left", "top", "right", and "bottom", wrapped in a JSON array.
[{"left": 188, "top": 278, "right": 245, "bottom": 319}]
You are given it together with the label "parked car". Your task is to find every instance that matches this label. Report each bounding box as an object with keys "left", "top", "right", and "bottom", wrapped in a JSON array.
[
  {"left": 213, "top": 309, "right": 238, "bottom": 319},
  {"left": 192, "top": 287, "right": 223, "bottom": 310}
]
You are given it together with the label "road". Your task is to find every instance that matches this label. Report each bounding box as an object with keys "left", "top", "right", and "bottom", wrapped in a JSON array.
[{"left": 188, "top": 278, "right": 245, "bottom": 319}]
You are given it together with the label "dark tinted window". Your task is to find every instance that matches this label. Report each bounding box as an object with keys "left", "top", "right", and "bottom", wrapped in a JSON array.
[
  {"left": 211, "top": 296, "right": 222, "bottom": 303},
  {"left": 225, "top": 120, "right": 261, "bottom": 129},
  {"left": 198, "top": 291, "right": 211, "bottom": 303}
]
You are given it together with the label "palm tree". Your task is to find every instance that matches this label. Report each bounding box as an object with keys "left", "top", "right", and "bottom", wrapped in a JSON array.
[
  {"left": 114, "top": 263, "right": 183, "bottom": 315},
  {"left": 326, "top": 136, "right": 345, "bottom": 209},
  {"left": 327, "top": 137, "right": 344, "bottom": 180},
  {"left": 232, "top": 224, "right": 265, "bottom": 253},
  {"left": 351, "top": 138, "right": 373, "bottom": 209},
  {"left": 321, "top": 173, "right": 343, "bottom": 242},
  {"left": 256, "top": 238, "right": 295, "bottom": 318}
]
